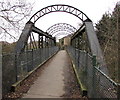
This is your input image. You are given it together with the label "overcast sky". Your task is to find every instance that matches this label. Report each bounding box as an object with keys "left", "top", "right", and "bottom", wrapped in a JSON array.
[
  {"left": 29, "top": 0, "right": 119, "bottom": 27},
  {"left": 26, "top": 0, "right": 119, "bottom": 40}
]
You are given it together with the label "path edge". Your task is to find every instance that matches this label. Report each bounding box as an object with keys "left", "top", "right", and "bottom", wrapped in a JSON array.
[{"left": 66, "top": 49, "right": 88, "bottom": 97}]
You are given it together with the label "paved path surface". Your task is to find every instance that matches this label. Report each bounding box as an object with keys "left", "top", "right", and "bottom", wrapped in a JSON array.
[{"left": 23, "top": 50, "right": 70, "bottom": 98}]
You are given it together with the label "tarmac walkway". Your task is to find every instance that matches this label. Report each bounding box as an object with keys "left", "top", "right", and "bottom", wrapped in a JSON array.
[{"left": 23, "top": 50, "right": 81, "bottom": 98}]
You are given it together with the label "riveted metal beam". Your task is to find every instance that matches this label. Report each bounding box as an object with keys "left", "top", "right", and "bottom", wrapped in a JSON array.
[
  {"left": 71, "top": 24, "right": 86, "bottom": 40},
  {"left": 15, "top": 21, "right": 55, "bottom": 54},
  {"left": 15, "top": 21, "right": 34, "bottom": 53},
  {"left": 32, "top": 26, "right": 55, "bottom": 40}
]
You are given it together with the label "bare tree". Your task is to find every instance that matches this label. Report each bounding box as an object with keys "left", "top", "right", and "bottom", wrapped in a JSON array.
[{"left": 0, "top": 0, "right": 33, "bottom": 42}]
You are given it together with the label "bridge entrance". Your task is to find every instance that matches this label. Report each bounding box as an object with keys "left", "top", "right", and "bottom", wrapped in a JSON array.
[{"left": 2, "top": 4, "right": 120, "bottom": 99}]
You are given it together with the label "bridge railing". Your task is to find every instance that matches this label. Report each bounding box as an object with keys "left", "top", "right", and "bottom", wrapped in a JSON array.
[
  {"left": 2, "top": 53, "right": 16, "bottom": 95},
  {"left": 2, "top": 46, "right": 59, "bottom": 95},
  {"left": 66, "top": 46, "right": 119, "bottom": 98}
]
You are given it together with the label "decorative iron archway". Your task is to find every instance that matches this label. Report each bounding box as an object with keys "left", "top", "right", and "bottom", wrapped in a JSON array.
[
  {"left": 15, "top": 4, "right": 91, "bottom": 54},
  {"left": 46, "top": 23, "right": 77, "bottom": 35},
  {"left": 29, "top": 4, "right": 91, "bottom": 23}
]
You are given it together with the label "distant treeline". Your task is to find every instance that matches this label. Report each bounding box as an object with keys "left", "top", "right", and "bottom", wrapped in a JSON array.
[{"left": 1, "top": 41, "right": 16, "bottom": 53}]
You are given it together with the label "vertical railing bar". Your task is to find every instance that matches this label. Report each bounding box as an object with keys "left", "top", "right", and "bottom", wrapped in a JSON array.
[
  {"left": 32, "top": 49, "right": 33, "bottom": 70},
  {"left": 15, "top": 53, "right": 18, "bottom": 82}
]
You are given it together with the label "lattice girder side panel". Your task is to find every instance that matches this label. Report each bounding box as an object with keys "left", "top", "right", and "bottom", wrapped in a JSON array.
[
  {"left": 15, "top": 21, "right": 56, "bottom": 54},
  {"left": 71, "top": 21, "right": 109, "bottom": 75},
  {"left": 76, "top": 22, "right": 108, "bottom": 74},
  {"left": 70, "top": 22, "right": 112, "bottom": 98}
]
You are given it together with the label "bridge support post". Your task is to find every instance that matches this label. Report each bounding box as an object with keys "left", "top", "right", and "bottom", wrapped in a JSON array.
[
  {"left": 15, "top": 54, "right": 18, "bottom": 82},
  {"left": 74, "top": 38, "right": 76, "bottom": 64},
  {"left": 92, "top": 55, "right": 97, "bottom": 98},
  {"left": 38, "top": 35, "right": 40, "bottom": 48},
  {"left": 53, "top": 37, "right": 56, "bottom": 46},
  {"left": 15, "top": 21, "right": 34, "bottom": 53},
  {"left": 41, "top": 36, "right": 43, "bottom": 48},
  {"left": 77, "top": 36, "right": 80, "bottom": 68},
  {"left": 31, "top": 49, "right": 33, "bottom": 71},
  {"left": 85, "top": 21, "right": 109, "bottom": 75}
]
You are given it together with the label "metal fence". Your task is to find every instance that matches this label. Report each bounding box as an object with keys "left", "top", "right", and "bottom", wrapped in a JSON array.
[
  {"left": 2, "top": 46, "right": 59, "bottom": 95},
  {"left": 2, "top": 53, "right": 16, "bottom": 95},
  {"left": 66, "top": 46, "right": 119, "bottom": 98}
]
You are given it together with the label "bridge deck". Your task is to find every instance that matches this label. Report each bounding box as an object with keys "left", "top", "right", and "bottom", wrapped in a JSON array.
[{"left": 23, "top": 50, "right": 81, "bottom": 98}]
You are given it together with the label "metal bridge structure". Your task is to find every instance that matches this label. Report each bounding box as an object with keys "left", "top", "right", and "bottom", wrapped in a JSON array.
[
  {"left": 2, "top": 4, "right": 120, "bottom": 99},
  {"left": 46, "top": 23, "right": 77, "bottom": 39}
]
